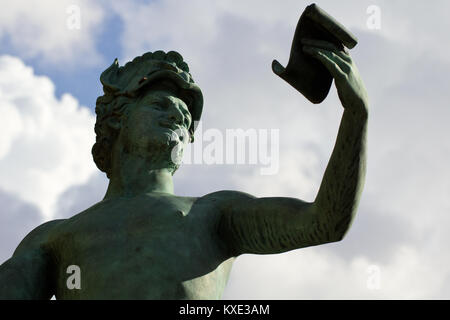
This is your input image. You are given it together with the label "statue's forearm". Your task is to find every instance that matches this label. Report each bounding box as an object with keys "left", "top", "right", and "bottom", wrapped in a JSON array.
[{"left": 313, "top": 105, "right": 368, "bottom": 241}]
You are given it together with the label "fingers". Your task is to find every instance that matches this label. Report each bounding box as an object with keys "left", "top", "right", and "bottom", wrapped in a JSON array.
[
  {"left": 272, "top": 59, "right": 286, "bottom": 76},
  {"left": 301, "top": 38, "right": 353, "bottom": 80},
  {"left": 303, "top": 45, "right": 348, "bottom": 80},
  {"left": 301, "top": 38, "right": 351, "bottom": 62}
]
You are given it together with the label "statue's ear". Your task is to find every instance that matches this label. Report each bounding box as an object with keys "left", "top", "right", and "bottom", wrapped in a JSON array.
[{"left": 107, "top": 117, "right": 121, "bottom": 131}]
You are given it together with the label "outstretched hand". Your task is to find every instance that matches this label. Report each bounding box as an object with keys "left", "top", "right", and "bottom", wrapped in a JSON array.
[{"left": 302, "top": 38, "right": 368, "bottom": 114}]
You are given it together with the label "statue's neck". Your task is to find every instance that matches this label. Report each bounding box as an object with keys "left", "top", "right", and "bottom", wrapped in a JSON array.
[{"left": 103, "top": 150, "right": 175, "bottom": 200}]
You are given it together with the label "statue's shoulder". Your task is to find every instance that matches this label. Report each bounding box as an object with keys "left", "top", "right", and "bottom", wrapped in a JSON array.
[
  {"left": 14, "top": 219, "right": 65, "bottom": 256},
  {"left": 197, "top": 190, "right": 256, "bottom": 207}
]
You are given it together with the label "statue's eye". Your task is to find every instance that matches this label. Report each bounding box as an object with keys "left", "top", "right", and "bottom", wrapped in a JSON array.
[{"left": 152, "top": 103, "right": 164, "bottom": 111}]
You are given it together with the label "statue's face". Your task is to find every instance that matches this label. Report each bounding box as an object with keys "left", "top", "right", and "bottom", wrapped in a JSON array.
[{"left": 119, "top": 88, "right": 192, "bottom": 165}]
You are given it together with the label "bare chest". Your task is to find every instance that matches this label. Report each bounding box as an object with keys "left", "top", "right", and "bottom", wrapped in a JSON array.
[{"left": 50, "top": 195, "right": 229, "bottom": 299}]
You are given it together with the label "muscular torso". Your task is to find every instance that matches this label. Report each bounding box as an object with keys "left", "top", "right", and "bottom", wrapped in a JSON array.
[{"left": 44, "top": 193, "right": 234, "bottom": 299}]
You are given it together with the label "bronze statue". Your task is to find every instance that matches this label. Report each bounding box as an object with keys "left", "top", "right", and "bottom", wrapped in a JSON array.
[{"left": 0, "top": 4, "right": 368, "bottom": 299}]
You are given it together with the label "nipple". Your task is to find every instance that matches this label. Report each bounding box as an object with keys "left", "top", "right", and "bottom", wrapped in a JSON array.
[{"left": 177, "top": 210, "right": 188, "bottom": 217}]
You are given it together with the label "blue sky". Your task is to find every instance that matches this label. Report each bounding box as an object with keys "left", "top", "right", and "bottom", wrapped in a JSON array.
[
  {"left": 0, "top": 5, "right": 123, "bottom": 109},
  {"left": 1, "top": 0, "right": 450, "bottom": 299}
]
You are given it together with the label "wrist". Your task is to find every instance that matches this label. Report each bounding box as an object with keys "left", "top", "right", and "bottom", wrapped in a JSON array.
[{"left": 343, "top": 101, "right": 369, "bottom": 123}]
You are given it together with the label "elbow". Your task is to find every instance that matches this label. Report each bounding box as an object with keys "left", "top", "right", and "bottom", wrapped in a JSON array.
[
  {"left": 329, "top": 214, "right": 355, "bottom": 243},
  {"left": 326, "top": 230, "right": 348, "bottom": 244},
  {"left": 312, "top": 201, "right": 358, "bottom": 245},
  {"left": 329, "top": 229, "right": 348, "bottom": 243}
]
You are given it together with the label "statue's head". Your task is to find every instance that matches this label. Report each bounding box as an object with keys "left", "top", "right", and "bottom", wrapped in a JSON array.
[{"left": 92, "top": 51, "right": 203, "bottom": 178}]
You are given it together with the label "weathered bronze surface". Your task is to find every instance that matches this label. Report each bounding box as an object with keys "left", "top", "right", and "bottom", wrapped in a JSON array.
[{"left": 0, "top": 4, "right": 368, "bottom": 300}]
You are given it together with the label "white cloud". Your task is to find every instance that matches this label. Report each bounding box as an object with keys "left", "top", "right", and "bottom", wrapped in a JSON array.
[
  {"left": 229, "top": 146, "right": 323, "bottom": 201},
  {"left": 1, "top": 0, "right": 450, "bottom": 300},
  {"left": 0, "top": 188, "right": 43, "bottom": 262},
  {"left": 223, "top": 244, "right": 446, "bottom": 299},
  {"left": 0, "top": 0, "right": 104, "bottom": 67},
  {"left": 110, "top": 0, "right": 450, "bottom": 299},
  {"left": 110, "top": 0, "right": 220, "bottom": 64},
  {"left": 0, "top": 55, "right": 97, "bottom": 219}
]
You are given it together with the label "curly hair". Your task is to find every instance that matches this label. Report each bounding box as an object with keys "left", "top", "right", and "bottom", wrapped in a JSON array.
[
  {"left": 92, "top": 94, "right": 135, "bottom": 178},
  {"left": 92, "top": 51, "right": 203, "bottom": 178}
]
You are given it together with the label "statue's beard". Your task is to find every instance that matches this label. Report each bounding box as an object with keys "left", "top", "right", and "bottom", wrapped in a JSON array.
[{"left": 122, "top": 132, "right": 185, "bottom": 174}]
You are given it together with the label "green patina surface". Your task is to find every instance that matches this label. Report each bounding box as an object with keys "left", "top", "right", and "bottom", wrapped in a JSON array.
[{"left": 0, "top": 4, "right": 368, "bottom": 300}]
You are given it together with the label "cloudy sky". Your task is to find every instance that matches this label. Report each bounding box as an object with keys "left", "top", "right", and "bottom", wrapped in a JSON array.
[{"left": 1, "top": 0, "right": 449, "bottom": 299}]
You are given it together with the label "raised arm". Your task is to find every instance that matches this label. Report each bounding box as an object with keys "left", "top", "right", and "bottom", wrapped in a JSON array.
[
  {"left": 0, "top": 220, "right": 61, "bottom": 299},
  {"left": 303, "top": 39, "right": 368, "bottom": 241},
  {"left": 217, "top": 39, "right": 368, "bottom": 257}
]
